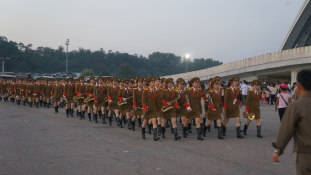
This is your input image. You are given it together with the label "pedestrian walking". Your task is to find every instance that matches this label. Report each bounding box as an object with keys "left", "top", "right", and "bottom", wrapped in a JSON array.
[{"left": 275, "top": 83, "right": 291, "bottom": 121}]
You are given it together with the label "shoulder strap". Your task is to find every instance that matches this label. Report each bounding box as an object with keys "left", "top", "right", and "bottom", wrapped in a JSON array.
[{"left": 278, "top": 93, "right": 288, "bottom": 106}]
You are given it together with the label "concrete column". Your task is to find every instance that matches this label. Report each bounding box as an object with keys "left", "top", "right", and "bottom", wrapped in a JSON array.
[{"left": 291, "top": 69, "right": 300, "bottom": 85}]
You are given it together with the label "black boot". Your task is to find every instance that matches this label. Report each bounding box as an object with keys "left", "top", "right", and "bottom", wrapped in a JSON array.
[
  {"left": 153, "top": 128, "right": 160, "bottom": 141},
  {"left": 0, "top": 97, "right": 2, "bottom": 101},
  {"left": 87, "top": 113, "right": 91, "bottom": 121},
  {"left": 66, "top": 109, "right": 69, "bottom": 117},
  {"left": 157, "top": 124, "right": 162, "bottom": 136},
  {"left": 240, "top": 121, "right": 243, "bottom": 132},
  {"left": 142, "top": 128, "right": 146, "bottom": 139},
  {"left": 80, "top": 112, "right": 83, "bottom": 120},
  {"left": 213, "top": 120, "right": 219, "bottom": 128},
  {"left": 109, "top": 117, "right": 112, "bottom": 126},
  {"left": 203, "top": 125, "right": 207, "bottom": 137},
  {"left": 170, "top": 124, "right": 174, "bottom": 134},
  {"left": 70, "top": 109, "right": 74, "bottom": 117},
  {"left": 43, "top": 101, "right": 46, "bottom": 107},
  {"left": 40, "top": 100, "right": 43, "bottom": 106},
  {"left": 94, "top": 114, "right": 98, "bottom": 123},
  {"left": 207, "top": 125, "right": 211, "bottom": 132},
  {"left": 192, "top": 119, "right": 196, "bottom": 126},
  {"left": 128, "top": 119, "right": 132, "bottom": 130},
  {"left": 131, "top": 120, "right": 135, "bottom": 131},
  {"left": 98, "top": 111, "right": 102, "bottom": 119},
  {"left": 47, "top": 103, "right": 50, "bottom": 108},
  {"left": 236, "top": 126, "right": 244, "bottom": 138},
  {"left": 161, "top": 127, "right": 166, "bottom": 139},
  {"left": 188, "top": 123, "right": 192, "bottom": 133},
  {"left": 196, "top": 128, "right": 204, "bottom": 140},
  {"left": 102, "top": 114, "right": 107, "bottom": 124},
  {"left": 173, "top": 128, "right": 181, "bottom": 140},
  {"left": 147, "top": 124, "right": 152, "bottom": 134},
  {"left": 82, "top": 111, "right": 85, "bottom": 119},
  {"left": 182, "top": 127, "right": 188, "bottom": 138},
  {"left": 54, "top": 107, "right": 58, "bottom": 114},
  {"left": 218, "top": 127, "right": 224, "bottom": 139},
  {"left": 36, "top": 102, "right": 39, "bottom": 108},
  {"left": 122, "top": 116, "right": 126, "bottom": 125},
  {"left": 257, "top": 125, "right": 263, "bottom": 138},
  {"left": 117, "top": 118, "right": 120, "bottom": 127},
  {"left": 222, "top": 124, "right": 226, "bottom": 136},
  {"left": 23, "top": 100, "right": 26, "bottom": 106},
  {"left": 166, "top": 119, "right": 170, "bottom": 128},
  {"left": 138, "top": 119, "right": 142, "bottom": 127},
  {"left": 243, "top": 124, "right": 248, "bottom": 135},
  {"left": 119, "top": 118, "right": 123, "bottom": 128}
]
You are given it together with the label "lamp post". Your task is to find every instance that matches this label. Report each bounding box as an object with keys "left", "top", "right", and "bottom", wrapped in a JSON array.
[
  {"left": 65, "top": 39, "right": 70, "bottom": 76},
  {"left": 0, "top": 57, "right": 10, "bottom": 72},
  {"left": 185, "top": 54, "right": 190, "bottom": 80}
]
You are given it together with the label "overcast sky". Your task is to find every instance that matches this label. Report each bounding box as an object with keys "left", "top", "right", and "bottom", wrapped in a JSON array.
[{"left": 0, "top": 0, "right": 305, "bottom": 63}]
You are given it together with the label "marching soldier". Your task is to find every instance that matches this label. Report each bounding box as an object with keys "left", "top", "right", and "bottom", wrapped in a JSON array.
[
  {"left": 155, "top": 76, "right": 163, "bottom": 136},
  {"left": 132, "top": 77, "right": 144, "bottom": 130},
  {"left": 222, "top": 76, "right": 244, "bottom": 139},
  {"left": 75, "top": 76, "right": 86, "bottom": 119},
  {"left": 60, "top": 78, "right": 67, "bottom": 108},
  {"left": 63, "top": 77, "right": 75, "bottom": 117},
  {"left": 15, "top": 78, "right": 23, "bottom": 105},
  {"left": 93, "top": 76, "right": 108, "bottom": 124},
  {"left": 33, "top": 78, "right": 42, "bottom": 108},
  {"left": 242, "top": 80, "right": 263, "bottom": 138},
  {"left": 117, "top": 79, "right": 133, "bottom": 129},
  {"left": 26, "top": 79, "right": 35, "bottom": 107},
  {"left": 44, "top": 79, "right": 53, "bottom": 108},
  {"left": 185, "top": 77, "right": 204, "bottom": 141},
  {"left": 175, "top": 78, "right": 189, "bottom": 138},
  {"left": 142, "top": 76, "right": 160, "bottom": 141},
  {"left": 202, "top": 77, "right": 224, "bottom": 139},
  {"left": 51, "top": 78, "right": 62, "bottom": 114},
  {"left": 2, "top": 79, "right": 9, "bottom": 101},
  {"left": 85, "top": 76, "right": 96, "bottom": 121},
  {"left": 107, "top": 77, "right": 120, "bottom": 126},
  {"left": 159, "top": 78, "right": 181, "bottom": 140}
]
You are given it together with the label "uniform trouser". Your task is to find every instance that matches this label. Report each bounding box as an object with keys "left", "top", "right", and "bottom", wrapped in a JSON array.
[{"left": 296, "top": 153, "right": 311, "bottom": 175}]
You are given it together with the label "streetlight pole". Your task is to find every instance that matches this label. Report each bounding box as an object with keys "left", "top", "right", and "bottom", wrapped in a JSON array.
[
  {"left": 0, "top": 57, "right": 10, "bottom": 72},
  {"left": 65, "top": 39, "right": 70, "bottom": 76},
  {"left": 185, "top": 54, "right": 190, "bottom": 80}
]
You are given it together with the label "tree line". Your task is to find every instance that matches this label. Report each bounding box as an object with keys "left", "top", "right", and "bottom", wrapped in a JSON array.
[{"left": 0, "top": 36, "right": 223, "bottom": 78}]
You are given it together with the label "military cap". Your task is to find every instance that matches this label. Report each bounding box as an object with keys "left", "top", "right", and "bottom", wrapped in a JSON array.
[
  {"left": 165, "top": 78, "right": 174, "bottom": 84},
  {"left": 118, "top": 78, "right": 123, "bottom": 83},
  {"left": 79, "top": 76, "right": 84, "bottom": 80},
  {"left": 142, "top": 77, "right": 147, "bottom": 81},
  {"left": 154, "top": 76, "right": 160, "bottom": 81},
  {"left": 214, "top": 76, "right": 220, "bottom": 81},
  {"left": 210, "top": 78, "right": 221, "bottom": 84},
  {"left": 68, "top": 77, "right": 74, "bottom": 81},
  {"left": 136, "top": 77, "right": 143, "bottom": 82},
  {"left": 251, "top": 80, "right": 261, "bottom": 86},
  {"left": 122, "top": 78, "right": 130, "bottom": 84},
  {"left": 191, "top": 77, "right": 200, "bottom": 82},
  {"left": 133, "top": 76, "right": 139, "bottom": 80},
  {"left": 111, "top": 77, "right": 118, "bottom": 82},
  {"left": 229, "top": 76, "right": 239, "bottom": 82},
  {"left": 147, "top": 76, "right": 156, "bottom": 82},
  {"left": 98, "top": 76, "right": 104, "bottom": 80},
  {"left": 160, "top": 78, "right": 166, "bottom": 83},
  {"left": 106, "top": 77, "right": 111, "bottom": 81},
  {"left": 89, "top": 76, "right": 95, "bottom": 80},
  {"left": 208, "top": 78, "right": 214, "bottom": 82},
  {"left": 176, "top": 78, "right": 186, "bottom": 85}
]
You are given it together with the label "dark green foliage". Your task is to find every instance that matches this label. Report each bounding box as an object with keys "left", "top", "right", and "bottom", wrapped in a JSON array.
[{"left": 0, "top": 36, "right": 223, "bottom": 78}]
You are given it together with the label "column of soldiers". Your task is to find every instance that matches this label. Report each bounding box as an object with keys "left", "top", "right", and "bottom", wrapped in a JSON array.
[{"left": 0, "top": 75, "right": 264, "bottom": 141}]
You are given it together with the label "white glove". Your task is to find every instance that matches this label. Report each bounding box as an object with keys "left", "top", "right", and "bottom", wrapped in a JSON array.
[
  {"left": 123, "top": 98, "right": 127, "bottom": 101},
  {"left": 187, "top": 107, "right": 192, "bottom": 111},
  {"left": 109, "top": 100, "right": 112, "bottom": 102}
]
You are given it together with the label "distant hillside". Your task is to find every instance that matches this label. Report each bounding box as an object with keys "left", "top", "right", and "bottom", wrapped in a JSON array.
[{"left": 0, "top": 36, "right": 222, "bottom": 78}]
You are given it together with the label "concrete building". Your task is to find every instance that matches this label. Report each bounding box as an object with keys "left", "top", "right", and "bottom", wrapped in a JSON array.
[{"left": 164, "top": 0, "right": 311, "bottom": 85}]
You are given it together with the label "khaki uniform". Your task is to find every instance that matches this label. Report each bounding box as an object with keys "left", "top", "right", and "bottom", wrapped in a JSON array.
[
  {"left": 176, "top": 88, "right": 187, "bottom": 117},
  {"left": 52, "top": 84, "right": 62, "bottom": 102},
  {"left": 272, "top": 93, "right": 311, "bottom": 175},
  {"left": 159, "top": 88, "right": 179, "bottom": 119},
  {"left": 26, "top": 84, "right": 34, "bottom": 99},
  {"left": 207, "top": 89, "right": 223, "bottom": 120},
  {"left": 186, "top": 87, "right": 203, "bottom": 119},
  {"left": 224, "top": 87, "right": 241, "bottom": 118},
  {"left": 118, "top": 87, "right": 132, "bottom": 113},
  {"left": 75, "top": 83, "right": 86, "bottom": 105},
  {"left": 44, "top": 84, "right": 52, "bottom": 97},
  {"left": 107, "top": 85, "right": 120, "bottom": 110},
  {"left": 142, "top": 87, "right": 159, "bottom": 119},
  {"left": 64, "top": 83, "right": 75, "bottom": 104},
  {"left": 94, "top": 84, "right": 107, "bottom": 107},
  {"left": 85, "top": 84, "right": 95, "bottom": 106},
  {"left": 245, "top": 90, "right": 261, "bottom": 119},
  {"left": 133, "top": 87, "right": 144, "bottom": 116}
]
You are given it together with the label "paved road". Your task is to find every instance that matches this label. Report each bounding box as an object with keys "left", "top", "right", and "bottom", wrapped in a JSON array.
[{"left": 0, "top": 101, "right": 296, "bottom": 175}]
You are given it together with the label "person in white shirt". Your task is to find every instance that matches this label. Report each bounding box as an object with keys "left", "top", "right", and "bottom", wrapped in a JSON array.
[{"left": 240, "top": 80, "right": 248, "bottom": 106}]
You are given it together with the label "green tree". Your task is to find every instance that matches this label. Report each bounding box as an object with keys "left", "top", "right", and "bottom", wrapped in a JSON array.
[{"left": 81, "top": 68, "right": 96, "bottom": 76}]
